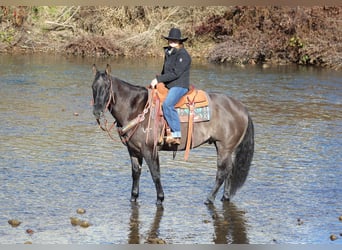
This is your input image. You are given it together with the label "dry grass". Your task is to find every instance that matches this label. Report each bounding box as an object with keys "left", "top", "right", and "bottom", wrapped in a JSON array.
[
  {"left": 205, "top": 6, "right": 342, "bottom": 69},
  {"left": 0, "top": 6, "right": 341, "bottom": 69},
  {"left": 75, "top": 6, "right": 227, "bottom": 57}
]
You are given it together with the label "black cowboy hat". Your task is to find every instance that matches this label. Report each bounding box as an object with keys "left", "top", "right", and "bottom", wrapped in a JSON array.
[{"left": 163, "top": 28, "right": 188, "bottom": 42}]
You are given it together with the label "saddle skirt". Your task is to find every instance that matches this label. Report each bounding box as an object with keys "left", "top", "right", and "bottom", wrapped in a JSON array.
[{"left": 154, "top": 83, "right": 210, "bottom": 122}]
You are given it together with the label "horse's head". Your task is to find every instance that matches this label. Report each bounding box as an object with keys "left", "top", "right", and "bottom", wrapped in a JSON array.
[{"left": 91, "top": 64, "right": 113, "bottom": 119}]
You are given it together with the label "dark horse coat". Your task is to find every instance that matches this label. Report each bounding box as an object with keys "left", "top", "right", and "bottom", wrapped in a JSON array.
[{"left": 92, "top": 64, "right": 254, "bottom": 205}]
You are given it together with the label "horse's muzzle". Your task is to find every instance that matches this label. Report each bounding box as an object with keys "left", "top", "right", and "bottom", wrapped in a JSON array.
[{"left": 93, "top": 109, "right": 102, "bottom": 120}]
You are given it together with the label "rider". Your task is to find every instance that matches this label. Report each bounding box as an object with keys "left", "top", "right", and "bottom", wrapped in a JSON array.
[{"left": 150, "top": 28, "right": 192, "bottom": 145}]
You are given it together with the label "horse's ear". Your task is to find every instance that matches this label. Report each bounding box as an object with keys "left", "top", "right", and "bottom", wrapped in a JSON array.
[
  {"left": 92, "top": 64, "right": 98, "bottom": 75},
  {"left": 105, "top": 64, "right": 111, "bottom": 75}
]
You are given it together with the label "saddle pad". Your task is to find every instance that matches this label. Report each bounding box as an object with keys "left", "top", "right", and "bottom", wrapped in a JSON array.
[{"left": 177, "top": 106, "right": 210, "bottom": 123}]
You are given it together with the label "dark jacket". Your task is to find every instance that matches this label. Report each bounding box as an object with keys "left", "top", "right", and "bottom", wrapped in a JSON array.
[{"left": 156, "top": 46, "right": 191, "bottom": 89}]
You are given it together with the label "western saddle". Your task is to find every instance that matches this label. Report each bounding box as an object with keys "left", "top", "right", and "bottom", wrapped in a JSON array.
[{"left": 149, "top": 83, "right": 210, "bottom": 160}]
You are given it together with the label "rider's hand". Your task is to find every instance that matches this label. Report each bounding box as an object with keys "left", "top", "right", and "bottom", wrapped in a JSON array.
[{"left": 150, "top": 78, "right": 158, "bottom": 88}]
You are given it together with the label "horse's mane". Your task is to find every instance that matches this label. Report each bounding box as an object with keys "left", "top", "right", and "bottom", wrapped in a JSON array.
[
  {"left": 110, "top": 76, "right": 149, "bottom": 110},
  {"left": 113, "top": 76, "right": 147, "bottom": 92}
]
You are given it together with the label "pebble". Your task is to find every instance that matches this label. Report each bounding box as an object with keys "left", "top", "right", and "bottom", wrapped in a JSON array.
[
  {"left": 297, "top": 218, "right": 304, "bottom": 225},
  {"left": 339, "top": 215, "right": 342, "bottom": 221},
  {"left": 76, "top": 208, "right": 86, "bottom": 214},
  {"left": 146, "top": 237, "right": 166, "bottom": 244},
  {"left": 8, "top": 219, "right": 21, "bottom": 227},
  {"left": 70, "top": 217, "right": 81, "bottom": 226},
  {"left": 70, "top": 216, "right": 91, "bottom": 228},
  {"left": 26, "top": 229, "right": 34, "bottom": 235},
  {"left": 79, "top": 220, "right": 91, "bottom": 228},
  {"left": 330, "top": 234, "right": 337, "bottom": 241}
]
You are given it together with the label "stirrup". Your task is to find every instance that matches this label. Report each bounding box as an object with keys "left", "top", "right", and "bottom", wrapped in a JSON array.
[{"left": 165, "top": 136, "right": 180, "bottom": 145}]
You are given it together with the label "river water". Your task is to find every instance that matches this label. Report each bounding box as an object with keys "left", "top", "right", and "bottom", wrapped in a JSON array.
[{"left": 0, "top": 54, "right": 341, "bottom": 244}]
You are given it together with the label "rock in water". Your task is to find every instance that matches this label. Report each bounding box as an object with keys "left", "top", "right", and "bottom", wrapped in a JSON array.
[
  {"left": 8, "top": 219, "right": 21, "bottom": 227},
  {"left": 76, "top": 208, "right": 86, "bottom": 214}
]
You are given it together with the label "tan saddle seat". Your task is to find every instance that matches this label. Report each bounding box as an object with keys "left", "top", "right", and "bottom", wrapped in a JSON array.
[
  {"left": 155, "top": 83, "right": 209, "bottom": 109},
  {"left": 149, "top": 83, "right": 210, "bottom": 161}
]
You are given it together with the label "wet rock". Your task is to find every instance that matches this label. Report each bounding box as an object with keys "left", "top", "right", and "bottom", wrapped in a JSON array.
[
  {"left": 297, "top": 218, "right": 304, "bottom": 225},
  {"left": 76, "top": 208, "right": 86, "bottom": 214},
  {"left": 70, "top": 216, "right": 91, "bottom": 228},
  {"left": 79, "top": 220, "right": 91, "bottom": 228},
  {"left": 70, "top": 217, "right": 81, "bottom": 226},
  {"left": 339, "top": 215, "right": 342, "bottom": 221},
  {"left": 8, "top": 219, "right": 21, "bottom": 227},
  {"left": 145, "top": 237, "right": 166, "bottom": 244},
  {"left": 330, "top": 234, "right": 337, "bottom": 241}
]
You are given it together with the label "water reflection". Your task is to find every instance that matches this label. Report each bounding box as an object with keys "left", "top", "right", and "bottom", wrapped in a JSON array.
[
  {"left": 127, "top": 202, "right": 247, "bottom": 244},
  {"left": 128, "top": 203, "right": 140, "bottom": 244},
  {"left": 206, "top": 202, "right": 248, "bottom": 244},
  {"left": 128, "top": 203, "right": 164, "bottom": 244}
]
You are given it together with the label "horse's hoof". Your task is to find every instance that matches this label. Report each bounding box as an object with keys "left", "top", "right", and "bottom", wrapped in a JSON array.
[
  {"left": 220, "top": 196, "right": 230, "bottom": 202},
  {"left": 156, "top": 200, "right": 163, "bottom": 206},
  {"left": 204, "top": 199, "right": 213, "bottom": 205}
]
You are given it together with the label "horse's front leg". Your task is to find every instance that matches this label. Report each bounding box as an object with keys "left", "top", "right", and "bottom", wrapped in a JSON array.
[
  {"left": 130, "top": 155, "right": 143, "bottom": 202},
  {"left": 144, "top": 151, "right": 164, "bottom": 205}
]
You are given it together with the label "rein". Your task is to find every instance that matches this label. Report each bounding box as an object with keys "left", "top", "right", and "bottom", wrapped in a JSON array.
[{"left": 95, "top": 78, "right": 151, "bottom": 145}]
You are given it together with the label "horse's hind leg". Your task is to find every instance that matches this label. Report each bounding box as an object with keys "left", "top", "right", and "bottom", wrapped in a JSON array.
[
  {"left": 221, "top": 176, "right": 232, "bottom": 202},
  {"left": 205, "top": 144, "right": 233, "bottom": 204},
  {"left": 130, "top": 155, "right": 143, "bottom": 202}
]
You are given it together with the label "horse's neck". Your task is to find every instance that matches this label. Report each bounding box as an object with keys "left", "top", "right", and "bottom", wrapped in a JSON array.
[{"left": 110, "top": 78, "right": 148, "bottom": 125}]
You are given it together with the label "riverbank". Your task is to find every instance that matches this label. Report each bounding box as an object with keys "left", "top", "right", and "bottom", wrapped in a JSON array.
[{"left": 0, "top": 6, "right": 341, "bottom": 70}]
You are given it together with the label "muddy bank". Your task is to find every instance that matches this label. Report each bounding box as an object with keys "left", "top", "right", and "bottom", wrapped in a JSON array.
[{"left": 0, "top": 6, "right": 341, "bottom": 70}]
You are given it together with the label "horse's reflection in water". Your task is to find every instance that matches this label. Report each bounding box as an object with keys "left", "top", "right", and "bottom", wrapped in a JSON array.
[
  {"left": 128, "top": 202, "right": 247, "bottom": 244},
  {"left": 207, "top": 202, "right": 248, "bottom": 244},
  {"left": 128, "top": 203, "right": 164, "bottom": 244}
]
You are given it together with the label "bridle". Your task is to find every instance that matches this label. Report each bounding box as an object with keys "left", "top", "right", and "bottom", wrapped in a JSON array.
[
  {"left": 95, "top": 76, "right": 116, "bottom": 134},
  {"left": 93, "top": 75, "right": 151, "bottom": 145}
]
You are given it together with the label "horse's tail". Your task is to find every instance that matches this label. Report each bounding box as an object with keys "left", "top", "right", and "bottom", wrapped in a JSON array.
[{"left": 230, "top": 114, "right": 254, "bottom": 197}]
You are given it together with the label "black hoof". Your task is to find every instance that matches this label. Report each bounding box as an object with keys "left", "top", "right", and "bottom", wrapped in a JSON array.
[
  {"left": 204, "top": 199, "right": 214, "bottom": 205},
  {"left": 220, "top": 196, "right": 230, "bottom": 202},
  {"left": 130, "top": 196, "right": 138, "bottom": 202}
]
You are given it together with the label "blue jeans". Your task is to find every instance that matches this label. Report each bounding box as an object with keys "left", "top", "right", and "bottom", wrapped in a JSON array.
[{"left": 162, "top": 86, "right": 188, "bottom": 138}]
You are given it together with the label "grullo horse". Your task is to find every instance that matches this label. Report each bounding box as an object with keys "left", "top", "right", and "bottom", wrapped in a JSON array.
[{"left": 92, "top": 64, "right": 254, "bottom": 205}]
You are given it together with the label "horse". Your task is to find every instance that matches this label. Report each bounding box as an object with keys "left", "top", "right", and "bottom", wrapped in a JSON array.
[{"left": 91, "top": 64, "right": 254, "bottom": 205}]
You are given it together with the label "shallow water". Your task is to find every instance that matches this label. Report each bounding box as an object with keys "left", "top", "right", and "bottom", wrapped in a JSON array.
[{"left": 0, "top": 54, "right": 341, "bottom": 244}]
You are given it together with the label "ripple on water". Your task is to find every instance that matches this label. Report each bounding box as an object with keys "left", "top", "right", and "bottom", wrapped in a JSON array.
[{"left": 0, "top": 55, "right": 341, "bottom": 243}]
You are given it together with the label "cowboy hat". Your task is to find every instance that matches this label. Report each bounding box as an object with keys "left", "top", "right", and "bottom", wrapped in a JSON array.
[{"left": 163, "top": 28, "right": 188, "bottom": 42}]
